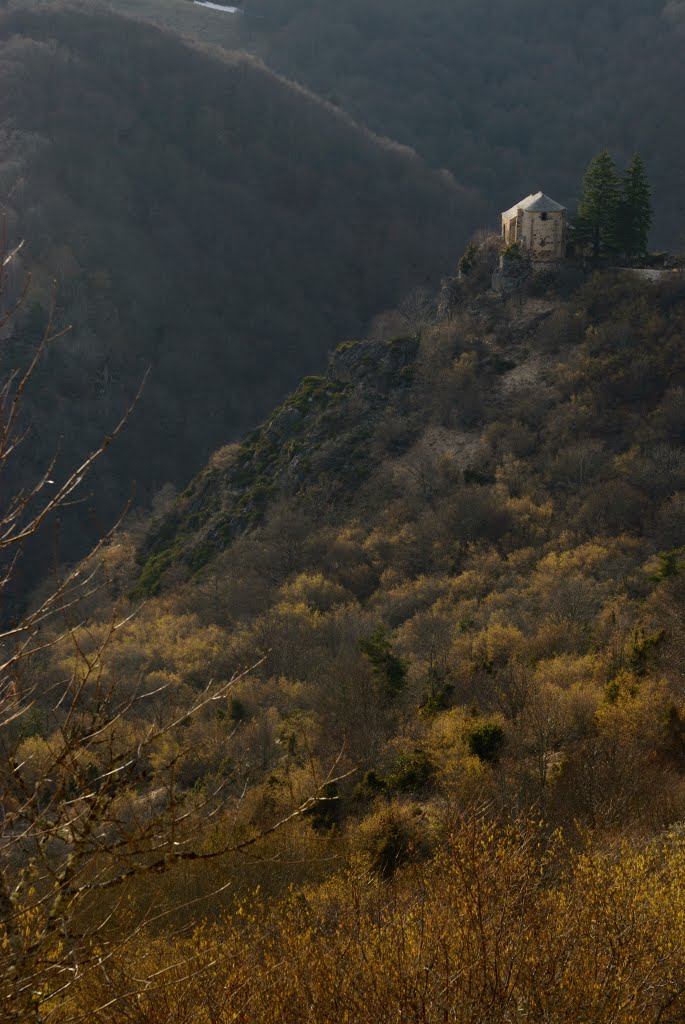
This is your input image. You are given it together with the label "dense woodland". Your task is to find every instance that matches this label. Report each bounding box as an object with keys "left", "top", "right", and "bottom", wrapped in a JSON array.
[{"left": 6, "top": 260, "right": 685, "bottom": 1020}]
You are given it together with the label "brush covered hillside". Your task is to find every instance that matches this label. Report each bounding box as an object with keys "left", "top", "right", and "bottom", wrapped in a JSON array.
[
  {"left": 128, "top": 0, "right": 685, "bottom": 247},
  {"left": 9, "top": 265, "right": 685, "bottom": 1019},
  {"left": 105, "top": 266, "right": 685, "bottom": 824},
  {"left": 0, "top": 0, "right": 481, "bottom": 556},
  {"left": 130, "top": 265, "right": 685, "bottom": 823}
]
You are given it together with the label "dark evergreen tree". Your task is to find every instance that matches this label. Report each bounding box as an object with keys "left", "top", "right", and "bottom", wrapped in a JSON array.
[
  {"left": 360, "top": 626, "right": 408, "bottom": 703},
  {"left": 617, "top": 154, "right": 653, "bottom": 263},
  {"left": 576, "top": 150, "right": 621, "bottom": 259}
]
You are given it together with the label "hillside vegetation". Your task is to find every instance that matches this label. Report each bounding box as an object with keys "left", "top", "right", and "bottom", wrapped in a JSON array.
[
  {"left": 11, "top": 267, "right": 685, "bottom": 1019},
  {"left": 5, "top": 2, "right": 685, "bottom": 1013},
  {"left": 0, "top": 0, "right": 481, "bottom": 566}
]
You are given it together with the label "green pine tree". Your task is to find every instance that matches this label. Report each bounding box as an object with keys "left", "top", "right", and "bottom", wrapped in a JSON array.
[
  {"left": 576, "top": 149, "right": 621, "bottom": 259},
  {"left": 360, "top": 625, "right": 407, "bottom": 703},
  {"left": 617, "top": 153, "right": 652, "bottom": 263}
]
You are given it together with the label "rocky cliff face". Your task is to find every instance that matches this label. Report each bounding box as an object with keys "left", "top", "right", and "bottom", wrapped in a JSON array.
[{"left": 135, "top": 335, "right": 419, "bottom": 594}]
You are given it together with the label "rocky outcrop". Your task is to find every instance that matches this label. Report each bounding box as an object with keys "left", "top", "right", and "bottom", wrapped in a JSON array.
[{"left": 134, "top": 336, "right": 419, "bottom": 595}]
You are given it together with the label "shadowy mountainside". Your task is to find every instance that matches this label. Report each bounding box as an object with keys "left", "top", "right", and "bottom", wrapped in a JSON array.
[
  {"left": 126, "top": 0, "right": 685, "bottom": 247},
  {"left": 0, "top": 0, "right": 483, "bottom": 560}
]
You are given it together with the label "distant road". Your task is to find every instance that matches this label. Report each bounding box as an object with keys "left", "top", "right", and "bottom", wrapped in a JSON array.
[{"left": 193, "top": 0, "right": 240, "bottom": 11}]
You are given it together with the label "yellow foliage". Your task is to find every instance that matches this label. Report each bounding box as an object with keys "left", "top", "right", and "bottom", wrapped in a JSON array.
[
  {"left": 470, "top": 620, "right": 524, "bottom": 670},
  {"left": 278, "top": 572, "right": 352, "bottom": 612},
  {"left": 63, "top": 820, "right": 685, "bottom": 1024},
  {"left": 533, "top": 652, "right": 603, "bottom": 690}
]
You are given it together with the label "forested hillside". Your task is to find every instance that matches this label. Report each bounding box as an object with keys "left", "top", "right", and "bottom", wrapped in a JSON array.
[
  {"left": 125, "top": 0, "right": 685, "bottom": 246},
  {"left": 0, "top": 0, "right": 481, "bottom": 568},
  {"left": 5, "top": 1, "right": 685, "bottom": 1017},
  {"left": 8, "top": 266, "right": 685, "bottom": 1019}
]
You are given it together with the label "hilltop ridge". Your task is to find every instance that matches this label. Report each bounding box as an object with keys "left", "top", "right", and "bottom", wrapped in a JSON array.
[{"left": 137, "top": 269, "right": 685, "bottom": 599}]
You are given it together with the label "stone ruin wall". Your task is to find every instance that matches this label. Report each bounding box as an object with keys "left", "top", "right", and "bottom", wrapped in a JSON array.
[{"left": 519, "top": 209, "right": 566, "bottom": 262}]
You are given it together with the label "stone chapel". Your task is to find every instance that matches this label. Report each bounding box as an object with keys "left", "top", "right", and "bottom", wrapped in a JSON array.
[{"left": 501, "top": 191, "right": 567, "bottom": 263}]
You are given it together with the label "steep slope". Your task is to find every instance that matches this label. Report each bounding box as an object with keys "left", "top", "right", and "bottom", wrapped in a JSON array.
[
  {"left": 124, "top": 0, "right": 685, "bottom": 247},
  {"left": 139, "top": 269, "right": 685, "bottom": 596},
  {"left": 0, "top": 0, "right": 484, "bottom": 561},
  {"left": 135, "top": 335, "right": 420, "bottom": 592},
  {"left": 112, "top": 267, "right": 685, "bottom": 842}
]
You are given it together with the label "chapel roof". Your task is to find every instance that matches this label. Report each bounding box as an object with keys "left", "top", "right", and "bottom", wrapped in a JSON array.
[{"left": 502, "top": 191, "right": 566, "bottom": 219}]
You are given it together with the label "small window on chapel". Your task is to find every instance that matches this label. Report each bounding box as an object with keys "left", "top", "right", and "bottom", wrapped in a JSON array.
[{"left": 541, "top": 211, "right": 548, "bottom": 221}]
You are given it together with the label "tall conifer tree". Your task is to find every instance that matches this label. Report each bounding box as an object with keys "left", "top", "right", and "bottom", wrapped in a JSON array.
[
  {"left": 618, "top": 153, "right": 652, "bottom": 263},
  {"left": 576, "top": 150, "right": 621, "bottom": 258}
]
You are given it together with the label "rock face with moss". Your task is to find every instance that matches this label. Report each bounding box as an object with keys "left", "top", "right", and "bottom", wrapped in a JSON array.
[
  {"left": 135, "top": 336, "right": 418, "bottom": 594},
  {"left": 137, "top": 268, "right": 685, "bottom": 602}
]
